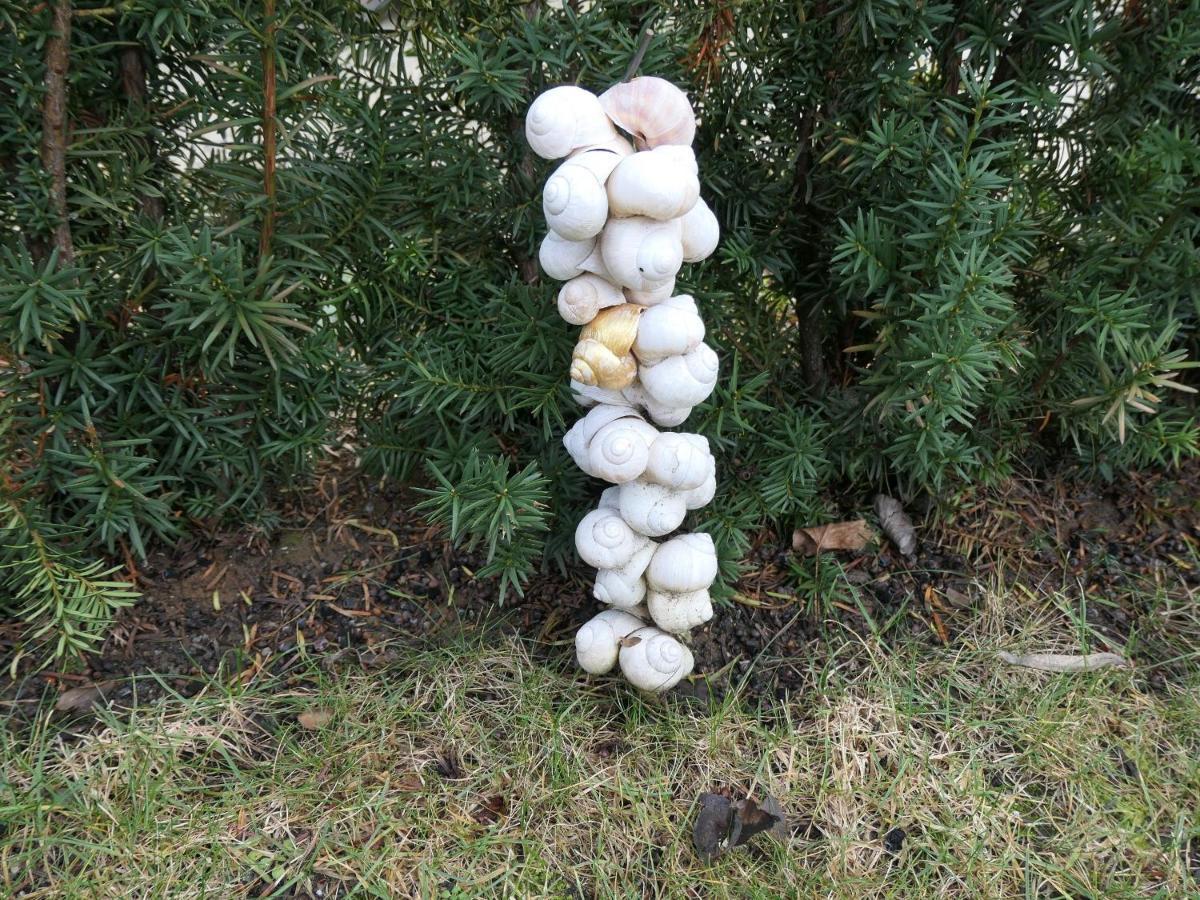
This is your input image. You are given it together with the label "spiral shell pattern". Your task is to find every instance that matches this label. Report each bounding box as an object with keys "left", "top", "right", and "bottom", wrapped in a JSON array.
[
  {"left": 617, "top": 480, "right": 688, "bottom": 537},
  {"left": 576, "top": 608, "right": 644, "bottom": 674},
  {"left": 619, "top": 630, "right": 694, "bottom": 692},
  {"left": 526, "top": 86, "right": 618, "bottom": 159},
  {"left": 558, "top": 274, "right": 623, "bottom": 326},
  {"left": 574, "top": 508, "right": 644, "bottom": 570},
  {"left": 544, "top": 166, "right": 608, "bottom": 241},
  {"left": 588, "top": 422, "right": 651, "bottom": 483}
]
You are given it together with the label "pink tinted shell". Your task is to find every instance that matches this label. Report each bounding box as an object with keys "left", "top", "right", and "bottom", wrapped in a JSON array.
[{"left": 599, "top": 77, "right": 696, "bottom": 150}]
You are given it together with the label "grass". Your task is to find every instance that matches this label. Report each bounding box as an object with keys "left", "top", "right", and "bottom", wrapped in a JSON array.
[{"left": 3, "top": 580, "right": 1199, "bottom": 898}]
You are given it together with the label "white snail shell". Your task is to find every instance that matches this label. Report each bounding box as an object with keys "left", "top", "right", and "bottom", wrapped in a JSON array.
[
  {"left": 539, "top": 231, "right": 597, "bottom": 281},
  {"left": 620, "top": 383, "right": 693, "bottom": 427},
  {"left": 633, "top": 295, "right": 705, "bottom": 364},
  {"left": 647, "top": 588, "right": 713, "bottom": 634},
  {"left": 680, "top": 196, "right": 720, "bottom": 262},
  {"left": 578, "top": 244, "right": 612, "bottom": 279},
  {"left": 600, "top": 216, "right": 683, "bottom": 292},
  {"left": 526, "top": 85, "right": 618, "bottom": 160},
  {"left": 618, "top": 627, "right": 694, "bottom": 692},
  {"left": 594, "top": 540, "right": 655, "bottom": 609},
  {"left": 598, "top": 484, "right": 621, "bottom": 510},
  {"left": 575, "top": 507, "right": 649, "bottom": 570},
  {"left": 684, "top": 470, "right": 717, "bottom": 509},
  {"left": 624, "top": 280, "right": 675, "bottom": 305},
  {"left": 644, "top": 432, "right": 713, "bottom": 491},
  {"left": 595, "top": 569, "right": 645, "bottom": 609},
  {"left": 588, "top": 417, "right": 659, "bottom": 483},
  {"left": 617, "top": 478, "right": 688, "bottom": 537},
  {"left": 607, "top": 146, "right": 699, "bottom": 220},
  {"left": 557, "top": 273, "right": 624, "bottom": 326},
  {"left": 647, "top": 532, "right": 718, "bottom": 594},
  {"left": 543, "top": 150, "right": 625, "bottom": 241},
  {"left": 576, "top": 608, "right": 646, "bottom": 674},
  {"left": 563, "top": 404, "right": 634, "bottom": 472},
  {"left": 639, "top": 342, "right": 719, "bottom": 408},
  {"left": 599, "top": 77, "right": 697, "bottom": 150}
]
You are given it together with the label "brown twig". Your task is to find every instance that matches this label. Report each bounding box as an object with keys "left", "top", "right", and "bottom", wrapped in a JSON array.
[
  {"left": 941, "top": 28, "right": 964, "bottom": 97},
  {"left": 40, "top": 0, "right": 75, "bottom": 268},
  {"left": 508, "top": 0, "right": 543, "bottom": 284},
  {"left": 73, "top": 3, "right": 131, "bottom": 17},
  {"left": 34, "top": 378, "right": 49, "bottom": 461},
  {"left": 789, "top": 107, "right": 827, "bottom": 392},
  {"left": 509, "top": 111, "right": 540, "bottom": 285},
  {"left": 623, "top": 21, "right": 655, "bottom": 82},
  {"left": 119, "top": 46, "right": 164, "bottom": 222},
  {"left": 259, "top": 0, "right": 278, "bottom": 260}
]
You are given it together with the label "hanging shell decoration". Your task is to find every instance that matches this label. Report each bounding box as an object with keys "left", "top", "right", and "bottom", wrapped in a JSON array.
[{"left": 526, "top": 77, "right": 721, "bottom": 693}]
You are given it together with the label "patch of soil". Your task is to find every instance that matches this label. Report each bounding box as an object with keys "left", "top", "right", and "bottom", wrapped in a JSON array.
[{"left": 5, "top": 461, "right": 1198, "bottom": 714}]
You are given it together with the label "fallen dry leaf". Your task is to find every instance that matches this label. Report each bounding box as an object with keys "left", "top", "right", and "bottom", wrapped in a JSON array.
[
  {"left": 942, "top": 586, "right": 973, "bottom": 608},
  {"left": 297, "top": 707, "right": 333, "bottom": 730},
  {"left": 471, "top": 794, "right": 509, "bottom": 825},
  {"left": 693, "top": 793, "right": 733, "bottom": 862},
  {"left": 754, "top": 795, "right": 790, "bottom": 842},
  {"left": 54, "top": 680, "right": 117, "bottom": 715},
  {"left": 395, "top": 772, "right": 424, "bottom": 792},
  {"left": 997, "top": 650, "right": 1129, "bottom": 672},
  {"left": 693, "top": 791, "right": 788, "bottom": 862},
  {"left": 875, "top": 495, "right": 917, "bottom": 555},
  {"left": 792, "top": 519, "right": 873, "bottom": 555},
  {"left": 326, "top": 604, "right": 374, "bottom": 618}
]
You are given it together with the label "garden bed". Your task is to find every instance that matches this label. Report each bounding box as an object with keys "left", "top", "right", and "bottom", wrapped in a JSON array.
[{"left": 6, "top": 461, "right": 1197, "bottom": 714}]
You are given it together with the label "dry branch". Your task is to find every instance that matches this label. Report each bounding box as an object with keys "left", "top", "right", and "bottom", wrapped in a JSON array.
[
  {"left": 40, "top": 0, "right": 75, "bottom": 268},
  {"left": 259, "top": 0, "right": 278, "bottom": 260}
]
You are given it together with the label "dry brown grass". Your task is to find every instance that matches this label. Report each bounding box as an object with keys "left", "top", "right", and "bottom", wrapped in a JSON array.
[{"left": 3, "top": 579, "right": 1199, "bottom": 898}]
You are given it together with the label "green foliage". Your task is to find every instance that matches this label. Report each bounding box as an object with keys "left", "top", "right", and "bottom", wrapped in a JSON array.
[
  {"left": 1, "top": 0, "right": 1197, "bottom": 662},
  {"left": 416, "top": 452, "right": 551, "bottom": 601},
  {"left": 1, "top": 490, "right": 139, "bottom": 664}
]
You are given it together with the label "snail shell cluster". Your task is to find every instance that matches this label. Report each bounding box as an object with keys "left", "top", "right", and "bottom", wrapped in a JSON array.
[{"left": 526, "top": 77, "right": 721, "bottom": 693}]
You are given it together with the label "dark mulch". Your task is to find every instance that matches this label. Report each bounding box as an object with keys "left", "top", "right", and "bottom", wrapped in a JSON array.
[{"left": 4, "top": 460, "right": 1198, "bottom": 715}]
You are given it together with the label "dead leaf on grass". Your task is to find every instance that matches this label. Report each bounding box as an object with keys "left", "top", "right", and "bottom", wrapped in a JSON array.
[
  {"left": 54, "top": 680, "right": 118, "bottom": 715},
  {"left": 395, "top": 772, "right": 424, "bottom": 792},
  {"left": 792, "top": 519, "right": 873, "bottom": 555},
  {"left": 297, "top": 707, "right": 333, "bottom": 730},
  {"left": 471, "top": 794, "right": 509, "bottom": 824},
  {"left": 942, "top": 586, "right": 973, "bottom": 608},
  {"left": 875, "top": 495, "right": 917, "bottom": 555},
  {"left": 693, "top": 793, "right": 733, "bottom": 862},
  {"left": 693, "top": 791, "right": 788, "bottom": 862},
  {"left": 997, "top": 650, "right": 1129, "bottom": 672}
]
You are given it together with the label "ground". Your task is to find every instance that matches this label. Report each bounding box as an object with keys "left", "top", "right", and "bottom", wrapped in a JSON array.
[{"left": 2, "top": 465, "right": 1199, "bottom": 897}]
